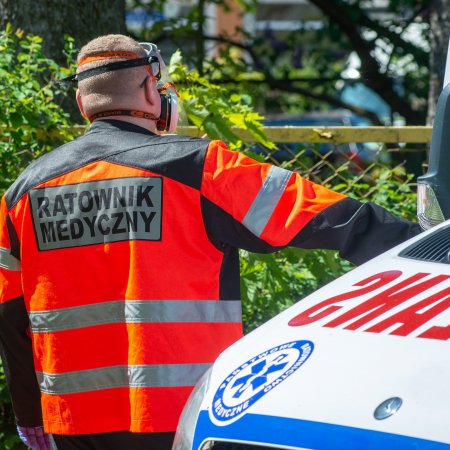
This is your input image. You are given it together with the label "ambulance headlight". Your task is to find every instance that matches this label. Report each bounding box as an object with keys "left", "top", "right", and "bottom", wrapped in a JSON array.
[
  {"left": 172, "top": 367, "right": 212, "bottom": 450},
  {"left": 417, "top": 182, "right": 446, "bottom": 230}
]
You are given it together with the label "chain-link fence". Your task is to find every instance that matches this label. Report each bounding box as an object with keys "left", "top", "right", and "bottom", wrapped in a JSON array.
[{"left": 254, "top": 140, "right": 425, "bottom": 202}]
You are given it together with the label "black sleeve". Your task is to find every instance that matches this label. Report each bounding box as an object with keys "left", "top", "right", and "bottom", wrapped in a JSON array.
[
  {"left": 202, "top": 196, "right": 422, "bottom": 266},
  {"left": 201, "top": 196, "right": 283, "bottom": 254},
  {"left": 290, "top": 197, "right": 422, "bottom": 265},
  {"left": 0, "top": 296, "right": 43, "bottom": 427}
]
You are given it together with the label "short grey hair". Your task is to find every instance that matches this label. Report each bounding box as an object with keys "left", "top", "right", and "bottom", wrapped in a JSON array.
[{"left": 76, "top": 34, "right": 149, "bottom": 116}]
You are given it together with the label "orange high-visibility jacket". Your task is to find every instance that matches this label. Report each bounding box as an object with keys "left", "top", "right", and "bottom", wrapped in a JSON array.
[{"left": 0, "top": 120, "right": 420, "bottom": 435}]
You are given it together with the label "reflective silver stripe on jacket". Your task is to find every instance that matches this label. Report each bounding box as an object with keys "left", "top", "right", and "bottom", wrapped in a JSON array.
[
  {"left": 36, "top": 363, "right": 211, "bottom": 395},
  {"left": 29, "top": 300, "right": 242, "bottom": 333},
  {"left": 0, "top": 247, "right": 21, "bottom": 271},
  {"left": 242, "top": 165, "right": 292, "bottom": 237}
]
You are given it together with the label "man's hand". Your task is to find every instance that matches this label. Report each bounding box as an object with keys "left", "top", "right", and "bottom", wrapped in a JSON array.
[{"left": 17, "top": 426, "right": 53, "bottom": 450}]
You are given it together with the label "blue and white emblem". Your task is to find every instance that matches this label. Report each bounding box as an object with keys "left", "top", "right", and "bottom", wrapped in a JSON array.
[{"left": 211, "top": 340, "right": 314, "bottom": 424}]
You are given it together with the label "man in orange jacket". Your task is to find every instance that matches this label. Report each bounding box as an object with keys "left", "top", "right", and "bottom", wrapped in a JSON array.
[{"left": 0, "top": 34, "right": 421, "bottom": 450}]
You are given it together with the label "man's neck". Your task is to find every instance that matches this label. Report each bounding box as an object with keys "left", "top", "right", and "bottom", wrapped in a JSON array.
[{"left": 93, "top": 115, "right": 160, "bottom": 134}]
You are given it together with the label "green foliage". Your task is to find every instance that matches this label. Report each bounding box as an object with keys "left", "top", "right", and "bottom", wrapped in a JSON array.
[
  {"left": 169, "top": 50, "right": 274, "bottom": 151},
  {"left": 348, "top": 165, "right": 418, "bottom": 221},
  {"left": 0, "top": 365, "right": 24, "bottom": 449},
  {"left": 240, "top": 247, "right": 353, "bottom": 333},
  {"left": 0, "top": 25, "right": 76, "bottom": 194}
]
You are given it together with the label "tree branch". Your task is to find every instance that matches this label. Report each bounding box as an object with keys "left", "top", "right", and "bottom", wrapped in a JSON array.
[
  {"left": 308, "top": 0, "right": 425, "bottom": 124},
  {"left": 354, "top": 4, "right": 428, "bottom": 66}
]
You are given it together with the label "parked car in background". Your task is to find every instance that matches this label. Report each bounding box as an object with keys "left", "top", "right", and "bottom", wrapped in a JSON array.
[{"left": 255, "top": 110, "right": 383, "bottom": 168}]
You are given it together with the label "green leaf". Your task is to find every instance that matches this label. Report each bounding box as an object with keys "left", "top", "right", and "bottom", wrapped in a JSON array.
[
  {"left": 244, "top": 119, "right": 275, "bottom": 149},
  {"left": 243, "top": 150, "right": 266, "bottom": 162},
  {"left": 230, "top": 93, "right": 241, "bottom": 103},
  {"left": 169, "top": 49, "right": 183, "bottom": 73},
  {"left": 201, "top": 116, "right": 236, "bottom": 143}
]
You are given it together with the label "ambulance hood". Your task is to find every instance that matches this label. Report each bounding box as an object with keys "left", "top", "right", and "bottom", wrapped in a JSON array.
[{"left": 193, "top": 221, "right": 450, "bottom": 450}]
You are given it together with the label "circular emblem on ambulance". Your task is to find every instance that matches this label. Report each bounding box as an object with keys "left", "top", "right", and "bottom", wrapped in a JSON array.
[{"left": 211, "top": 340, "right": 314, "bottom": 423}]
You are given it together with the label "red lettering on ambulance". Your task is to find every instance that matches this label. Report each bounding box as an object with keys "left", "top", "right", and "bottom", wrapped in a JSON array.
[
  {"left": 365, "top": 287, "right": 450, "bottom": 340},
  {"left": 288, "top": 271, "right": 402, "bottom": 327},
  {"left": 324, "top": 273, "right": 450, "bottom": 330},
  {"left": 413, "top": 288, "right": 450, "bottom": 340},
  {"left": 419, "top": 323, "right": 450, "bottom": 340}
]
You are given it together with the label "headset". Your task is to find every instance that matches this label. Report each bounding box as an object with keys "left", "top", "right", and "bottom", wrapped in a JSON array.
[{"left": 56, "top": 43, "right": 179, "bottom": 133}]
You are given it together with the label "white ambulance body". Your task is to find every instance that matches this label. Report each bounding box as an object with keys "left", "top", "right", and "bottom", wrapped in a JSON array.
[{"left": 173, "top": 224, "right": 450, "bottom": 450}]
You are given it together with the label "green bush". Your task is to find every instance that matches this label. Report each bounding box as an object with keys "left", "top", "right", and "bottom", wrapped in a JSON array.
[
  {"left": 0, "top": 25, "right": 76, "bottom": 193},
  {"left": 0, "top": 367, "right": 23, "bottom": 449}
]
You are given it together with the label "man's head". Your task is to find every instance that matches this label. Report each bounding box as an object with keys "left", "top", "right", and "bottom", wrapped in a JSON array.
[{"left": 75, "top": 34, "right": 161, "bottom": 130}]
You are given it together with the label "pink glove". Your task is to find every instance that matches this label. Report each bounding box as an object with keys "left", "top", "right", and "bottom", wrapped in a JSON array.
[{"left": 17, "top": 426, "right": 53, "bottom": 450}]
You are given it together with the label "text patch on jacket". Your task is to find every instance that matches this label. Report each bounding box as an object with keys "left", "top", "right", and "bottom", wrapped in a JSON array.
[{"left": 29, "top": 177, "right": 162, "bottom": 250}]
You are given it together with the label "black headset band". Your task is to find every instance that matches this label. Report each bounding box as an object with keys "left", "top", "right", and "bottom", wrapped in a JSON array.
[{"left": 55, "top": 57, "right": 153, "bottom": 86}]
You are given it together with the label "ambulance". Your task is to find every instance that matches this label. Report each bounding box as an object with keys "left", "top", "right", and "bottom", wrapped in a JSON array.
[{"left": 172, "top": 66, "right": 450, "bottom": 450}]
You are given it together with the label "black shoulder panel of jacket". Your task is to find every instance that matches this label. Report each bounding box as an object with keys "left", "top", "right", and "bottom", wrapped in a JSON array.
[
  {"left": 0, "top": 296, "right": 43, "bottom": 426},
  {"left": 201, "top": 196, "right": 283, "bottom": 254},
  {"left": 291, "top": 196, "right": 422, "bottom": 265},
  {"left": 105, "top": 134, "right": 208, "bottom": 190},
  {"left": 6, "top": 120, "right": 210, "bottom": 209}
]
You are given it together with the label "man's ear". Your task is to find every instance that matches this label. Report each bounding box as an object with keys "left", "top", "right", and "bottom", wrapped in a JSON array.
[
  {"left": 76, "top": 90, "right": 89, "bottom": 120},
  {"left": 144, "top": 77, "right": 161, "bottom": 113}
]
